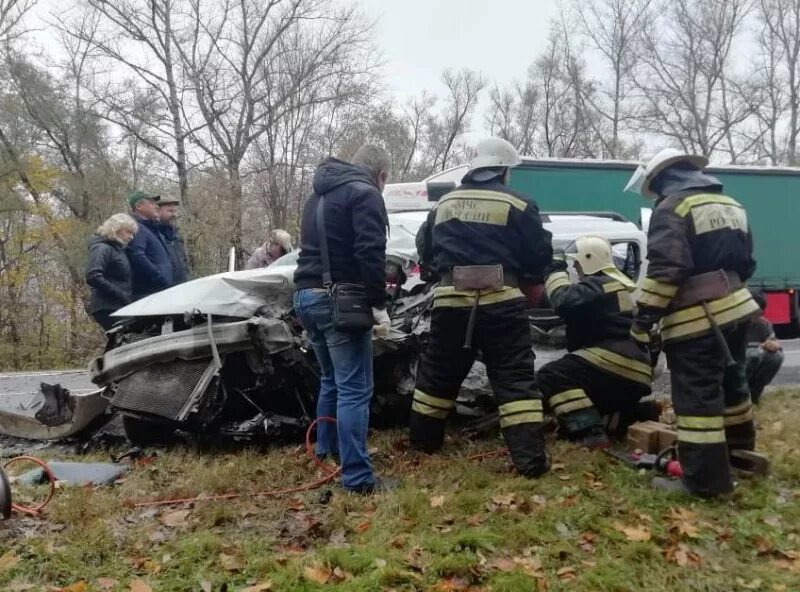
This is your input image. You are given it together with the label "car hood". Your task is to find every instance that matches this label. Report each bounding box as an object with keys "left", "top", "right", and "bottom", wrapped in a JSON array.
[
  {"left": 113, "top": 248, "right": 419, "bottom": 319},
  {"left": 113, "top": 267, "right": 292, "bottom": 319}
]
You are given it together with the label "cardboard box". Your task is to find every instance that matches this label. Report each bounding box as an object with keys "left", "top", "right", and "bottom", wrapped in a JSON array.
[{"left": 627, "top": 421, "right": 677, "bottom": 454}]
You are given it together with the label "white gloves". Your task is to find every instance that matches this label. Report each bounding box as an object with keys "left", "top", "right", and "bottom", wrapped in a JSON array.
[{"left": 372, "top": 307, "right": 391, "bottom": 338}]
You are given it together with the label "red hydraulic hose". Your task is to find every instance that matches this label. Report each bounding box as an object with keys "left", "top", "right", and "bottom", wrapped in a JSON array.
[
  {"left": 3, "top": 455, "right": 57, "bottom": 515},
  {"left": 132, "top": 416, "right": 340, "bottom": 508}
]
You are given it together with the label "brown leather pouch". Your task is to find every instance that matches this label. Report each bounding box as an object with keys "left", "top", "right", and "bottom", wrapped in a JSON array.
[
  {"left": 671, "top": 270, "right": 743, "bottom": 308},
  {"left": 452, "top": 265, "right": 504, "bottom": 291}
]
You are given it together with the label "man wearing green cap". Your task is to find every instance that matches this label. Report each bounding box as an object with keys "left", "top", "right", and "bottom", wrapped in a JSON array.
[{"left": 126, "top": 190, "right": 174, "bottom": 300}]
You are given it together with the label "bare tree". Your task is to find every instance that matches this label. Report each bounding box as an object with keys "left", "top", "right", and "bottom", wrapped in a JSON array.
[
  {"left": 173, "top": 0, "right": 375, "bottom": 261},
  {"left": 634, "top": 0, "right": 756, "bottom": 160},
  {"left": 399, "top": 92, "right": 435, "bottom": 181},
  {"left": 427, "top": 68, "right": 485, "bottom": 172},
  {"left": 574, "top": 0, "right": 653, "bottom": 158},
  {"left": 755, "top": 0, "right": 800, "bottom": 164},
  {"left": 0, "top": 0, "right": 35, "bottom": 41},
  {"left": 485, "top": 80, "right": 540, "bottom": 156},
  {"left": 71, "top": 0, "right": 193, "bottom": 210}
]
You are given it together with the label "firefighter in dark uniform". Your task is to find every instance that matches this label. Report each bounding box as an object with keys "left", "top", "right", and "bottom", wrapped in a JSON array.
[
  {"left": 410, "top": 137, "right": 553, "bottom": 478},
  {"left": 539, "top": 236, "right": 654, "bottom": 448},
  {"left": 625, "top": 149, "right": 759, "bottom": 498}
]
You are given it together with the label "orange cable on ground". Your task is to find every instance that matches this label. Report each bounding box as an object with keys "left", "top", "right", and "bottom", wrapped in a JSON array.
[
  {"left": 466, "top": 447, "right": 508, "bottom": 461},
  {"left": 132, "top": 416, "right": 340, "bottom": 508},
  {"left": 3, "top": 455, "right": 57, "bottom": 515}
]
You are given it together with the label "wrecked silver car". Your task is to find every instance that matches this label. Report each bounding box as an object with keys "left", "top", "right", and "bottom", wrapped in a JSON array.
[
  {"left": 90, "top": 213, "right": 429, "bottom": 445},
  {"left": 88, "top": 211, "right": 652, "bottom": 445}
]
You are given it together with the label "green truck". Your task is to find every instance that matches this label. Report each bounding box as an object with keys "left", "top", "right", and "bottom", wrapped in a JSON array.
[
  {"left": 383, "top": 158, "right": 800, "bottom": 334},
  {"left": 510, "top": 159, "right": 800, "bottom": 335}
]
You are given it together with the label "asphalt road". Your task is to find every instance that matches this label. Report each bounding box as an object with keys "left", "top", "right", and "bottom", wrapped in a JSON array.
[{"left": 1, "top": 339, "right": 798, "bottom": 408}]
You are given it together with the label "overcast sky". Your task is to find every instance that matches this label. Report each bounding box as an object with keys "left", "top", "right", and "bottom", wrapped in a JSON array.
[
  {"left": 361, "top": 0, "right": 560, "bottom": 106},
  {"left": 31, "top": 0, "right": 562, "bottom": 138}
]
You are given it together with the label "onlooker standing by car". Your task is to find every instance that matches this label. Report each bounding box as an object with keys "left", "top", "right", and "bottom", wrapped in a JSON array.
[
  {"left": 746, "top": 290, "right": 784, "bottom": 403},
  {"left": 126, "top": 190, "right": 174, "bottom": 300},
  {"left": 157, "top": 198, "right": 191, "bottom": 284},
  {"left": 246, "top": 229, "right": 293, "bottom": 269},
  {"left": 293, "top": 145, "right": 395, "bottom": 494},
  {"left": 85, "top": 213, "right": 138, "bottom": 330}
]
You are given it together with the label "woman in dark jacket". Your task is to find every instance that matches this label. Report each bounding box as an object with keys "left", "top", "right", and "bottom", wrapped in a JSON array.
[{"left": 85, "top": 213, "right": 138, "bottom": 330}]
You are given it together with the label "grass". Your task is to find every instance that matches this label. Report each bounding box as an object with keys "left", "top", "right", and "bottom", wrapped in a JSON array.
[{"left": 1, "top": 390, "right": 800, "bottom": 591}]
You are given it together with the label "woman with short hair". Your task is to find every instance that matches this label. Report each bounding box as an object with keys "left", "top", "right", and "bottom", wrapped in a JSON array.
[
  {"left": 85, "top": 213, "right": 138, "bottom": 330},
  {"left": 246, "top": 229, "right": 293, "bottom": 269}
]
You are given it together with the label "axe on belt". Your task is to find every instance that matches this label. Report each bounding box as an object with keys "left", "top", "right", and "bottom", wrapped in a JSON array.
[{"left": 671, "top": 270, "right": 739, "bottom": 368}]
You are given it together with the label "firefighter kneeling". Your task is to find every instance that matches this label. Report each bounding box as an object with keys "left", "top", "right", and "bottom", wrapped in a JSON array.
[
  {"left": 410, "top": 137, "right": 553, "bottom": 478},
  {"left": 538, "top": 237, "right": 655, "bottom": 449}
]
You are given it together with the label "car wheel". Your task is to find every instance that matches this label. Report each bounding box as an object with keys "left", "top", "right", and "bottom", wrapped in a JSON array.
[{"left": 122, "top": 415, "right": 174, "bottom": 446}]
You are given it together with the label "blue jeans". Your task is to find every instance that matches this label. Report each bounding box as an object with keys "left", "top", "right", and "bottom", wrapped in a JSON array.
[{"left": 293, "top": 289, "right": 375, "bottom": 490}]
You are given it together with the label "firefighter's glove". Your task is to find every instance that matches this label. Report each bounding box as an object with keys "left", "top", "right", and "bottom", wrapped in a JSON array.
[
  {"left": 372, "top": 307, "right": 391, "bottom": 338},
  {"left": 630, "top": 320, "right": 653, "bottom": 352},
  {"left": 647, "top": 330, "right": 663, "bottom": 367},
  {"left": 543, "top": 250, "right": 568, "bottom": 277}
]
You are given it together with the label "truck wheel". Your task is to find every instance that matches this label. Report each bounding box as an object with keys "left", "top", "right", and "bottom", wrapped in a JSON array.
[{"left": 122, "top": 415, "right": 174, "bottom": 446}]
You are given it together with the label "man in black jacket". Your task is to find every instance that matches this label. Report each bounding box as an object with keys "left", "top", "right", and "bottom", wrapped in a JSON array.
[
  {"left": 625, "top": 149, "right": 759, "bottom": 498},
  {"left": 293, "top": 145, "right": 394, "bottom": 494},
  {"left": 411, "top": 137, "right": 553, "bottom": 478}
]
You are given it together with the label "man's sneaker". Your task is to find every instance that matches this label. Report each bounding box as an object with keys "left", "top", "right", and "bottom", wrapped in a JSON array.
[
  {"left": 575, "top": 426, "right": 611, "bottom": 450},
  {"left": 346, "top": 476, "right": 402, "bottom": 495},
  {"left": 651, "top": 476, "right": 692, "bottom": 495}
]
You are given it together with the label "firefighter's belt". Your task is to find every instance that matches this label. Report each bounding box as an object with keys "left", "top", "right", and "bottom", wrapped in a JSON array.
[
  {"left": 670, "top": 270, "right": 743, "bottom": 309},
  {"left": 661, "top": 287, "right": 758, "bottom": 342},
  {"left": 441, "top": 266, "right": 518, "bottom": 289}
]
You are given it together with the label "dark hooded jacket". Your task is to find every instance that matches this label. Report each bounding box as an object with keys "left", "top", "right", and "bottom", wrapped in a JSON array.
[
  {"left": 294, "top": 158, "right": 389, "bottom": 307},
  {"left": 85, "top": 234, "right": 133, "bottom": 314},
  {"left": 126, "top": 215, "right": 174, "bottom": 299},
  {"left": 160, "top": 223, "right": 191, "bottom": 285}
]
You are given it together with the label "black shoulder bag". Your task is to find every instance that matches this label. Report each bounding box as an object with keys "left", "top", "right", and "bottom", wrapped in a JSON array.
[{"left": 316, "top": 194, "right": 375, "bottom": 332}]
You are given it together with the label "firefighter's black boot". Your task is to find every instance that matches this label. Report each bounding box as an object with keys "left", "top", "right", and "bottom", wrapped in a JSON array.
[
  {"left": 573, "top": 425, "right": 611, "bottom": 450},
  {"left": 501, "top": 423, "right": 550, "bottom": 478},
  {"left": 409, "top": 412, "right": 447, "bottom": 453}
]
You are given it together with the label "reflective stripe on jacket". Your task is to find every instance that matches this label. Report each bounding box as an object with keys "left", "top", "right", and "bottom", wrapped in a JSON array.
[
  {"left": 545, "top": 267, "right": 652, "bottom": 385},
  {"left": 634, "top": 190, "right": 758, "bottom": 343}
]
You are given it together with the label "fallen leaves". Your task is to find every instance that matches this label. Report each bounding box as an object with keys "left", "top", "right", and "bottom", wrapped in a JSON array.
[
  {"left": 303, "top": 564, "right": 352, "bottom": 585},
  {"left": 485, "top": 555, "right": 545, "bottom": 579},
  {"left": 241, "top": 582, "right": 274, "bottom": 592},
  {"left": 219, "top": 552, "right": 245, "bottom": 572},
  {"left": 0, "top": 552, "right": 19, "bottom": 572},
  {"left": 556, "top": 566, "right": 577, "bottom": 581},
  {"left": 129, "top": 581, "right": 153, "bottom": 592},
  {"left": 94, "top": 579, "right": 119, "bottom": 591},
  {"left": 60, "top": 583, "right": 88, "bottom": 592},
  {"left": 663, "top": 543, "right": 702, "bottom": 567},
  {"left": 666, "top": 507, "right": 700, "bottom": 539},
  {"left": 772, "top": 549, "right": 800, "bottom": 573},
  {"left": 158, "top": 509, "right": 191, "bottom": 528},
  {"left": 611, "top": 521, "right": 652, "bottom": 542},
  {"left": 430, "top": 495, "right": 446, "bottom": 508}
]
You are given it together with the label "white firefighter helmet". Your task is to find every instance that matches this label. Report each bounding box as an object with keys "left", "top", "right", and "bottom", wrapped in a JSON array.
[
  {"left": 624, "top": 148, "right": 709, "bottom": 198},
  {"left": 569, "top": 235, "right": 614, "bottom": 275},
  {"left": 469, "top": 137, "right": 522, "bottom": 172}
]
